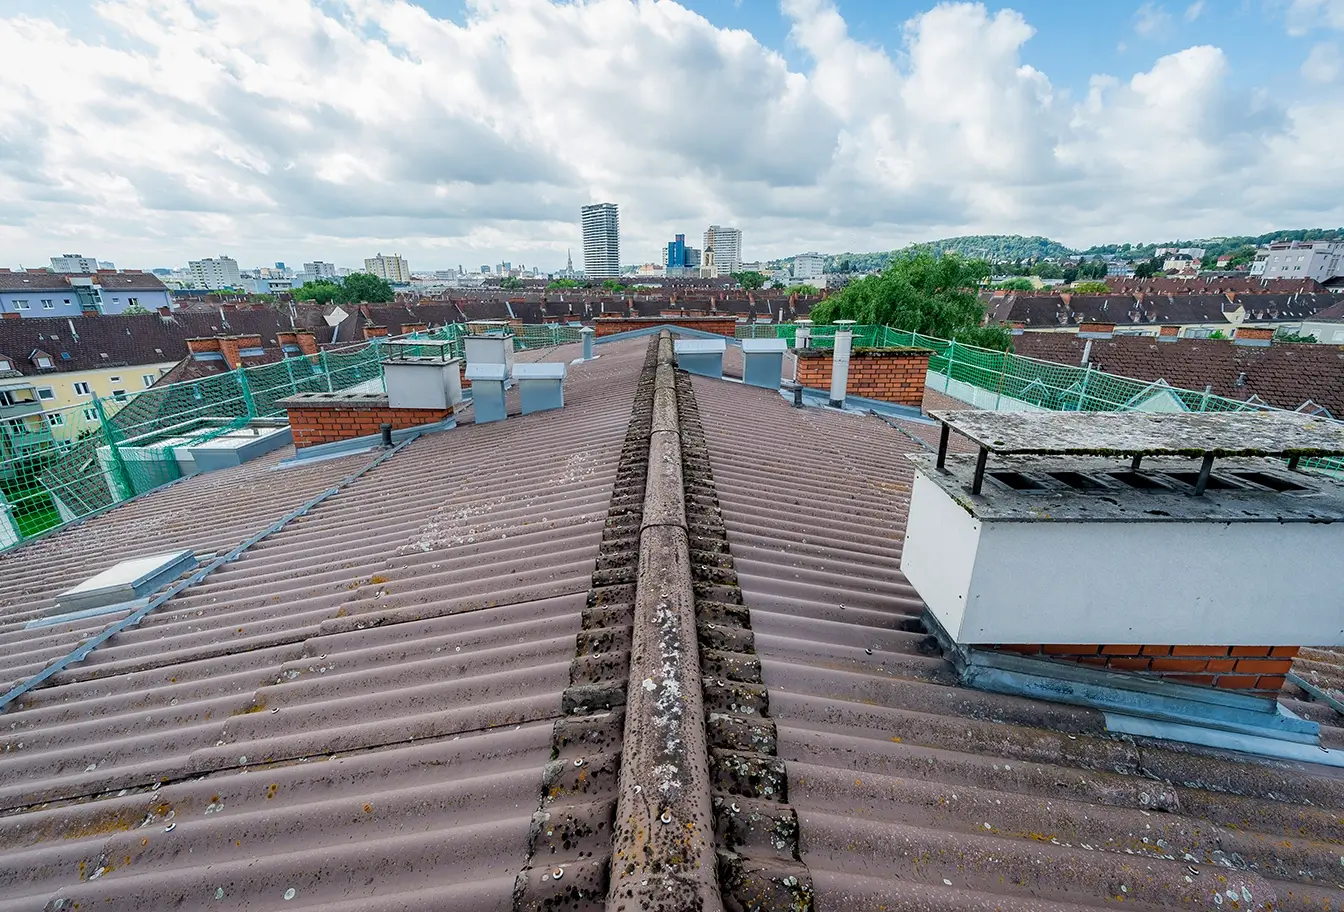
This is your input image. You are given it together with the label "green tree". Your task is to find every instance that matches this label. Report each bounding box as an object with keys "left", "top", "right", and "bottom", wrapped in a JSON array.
[
  {"left": 784, "top": 284, "right": 820, "bottom": 296},
  {"left": 993, "top": 278, "right": 1035, "bottom": 291},
  {"left": 1029, "top": 262, "right": 1063, "bottom": 280},
  {"left": 601, "top": 279, "right": 625, "bottom": 292},
  {"left": 340, "top": 272, "right": 395, "bottom": 303},
  {"left": 498, "top": 276, "right": 525, "bottom": 290},
  {"left": 732, "top": 271, "right": 768, "bottom": 291},
  {"left": 1071, "top": 280, "right": 1111, "bottom": 294},
  {"left": 1062, "top": 267, "right": 1079, "bottom": 284},
  {"left": 809, "top": 251, "right": 1009, "bottom": 350},
  {"left": 1273, "top": 328, "right": 1317, "bottom": 343},
  {"left": 547, "top": 278, "right": 583, "bottom": 290},
  {"left": 121, "top": 302, "right": 150, "bottom": 315},
  {"left": 293, "top": 280, "right": 344, "bottom": 305},
  {"left": 1133, "top": 258, "right": 1163, "bottom": 279},
  {"left": 1076, "top": 259, "right": 1109, "bottom": 280}
]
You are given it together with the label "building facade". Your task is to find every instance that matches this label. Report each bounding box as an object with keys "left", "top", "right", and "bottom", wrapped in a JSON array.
[
  {"left": 581, "top": 203, "right": 620, "bottom": 279},
  {"left": 703, "top": 226, "right": 741, "bottom": 277},
  {"left": 50, "top": 254, "right": 100, "bottom": 274},
  {"left": 188, "top": 256, "right": 242, "bottom": 290},
  {"left": 0, "top": 271, "right": 173, "bottom": 318},
  {"left": 792, "top": 253, "right": 825, "bottom": 285},
  {"left": 1251, "top": 241, "right": 1344, "bottom": 282},
  {"left": 364, "top": 253, "right": 412, "bottom": 284}
]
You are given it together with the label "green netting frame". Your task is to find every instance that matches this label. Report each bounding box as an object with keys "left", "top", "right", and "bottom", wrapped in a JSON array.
[{"left": 2, "top": 320, "right": 1340, "bottom": 552}]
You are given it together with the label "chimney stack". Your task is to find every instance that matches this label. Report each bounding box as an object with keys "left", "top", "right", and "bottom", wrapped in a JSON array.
[
  {"left": 1077, "top": 321, "right": 1114, "bottom": 339},
  {"left": 1158, "top": 325, "right": 1180, "bottom": 341},
  {"left": 830, "top": 320, "right": 855, "bottom": 408}
]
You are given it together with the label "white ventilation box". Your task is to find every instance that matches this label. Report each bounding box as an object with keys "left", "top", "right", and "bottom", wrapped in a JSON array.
[{"left": 902, "top": 411, "right": 1344, "bottom": 647}]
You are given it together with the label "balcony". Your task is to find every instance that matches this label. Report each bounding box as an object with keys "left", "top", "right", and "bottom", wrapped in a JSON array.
[{"left": 0, "top": 399, "right": 44, "bottom": 420}]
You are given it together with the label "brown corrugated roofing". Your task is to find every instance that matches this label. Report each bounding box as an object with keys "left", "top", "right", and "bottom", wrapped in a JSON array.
[
  {"left": 2, "top": 333, "right": 1342, "bottom": 911},
  {"left": 687, "top": 376, "right": 1344, "bottom": 910},
  {"left": 0, "top": 341, "right": 650, "bottom": 910}
]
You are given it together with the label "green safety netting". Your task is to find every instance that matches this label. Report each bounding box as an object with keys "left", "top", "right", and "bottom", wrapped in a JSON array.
[{"left": 1, "top": 322, "right": 1339, "bottom": 551}]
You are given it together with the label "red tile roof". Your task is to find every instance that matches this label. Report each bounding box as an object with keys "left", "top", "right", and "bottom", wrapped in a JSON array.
[{"left": 1011, "top": 332, "right": 1344, "bottom": 417}]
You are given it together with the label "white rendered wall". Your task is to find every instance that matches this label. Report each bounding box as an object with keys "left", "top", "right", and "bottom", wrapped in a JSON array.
[{"left": 903, "top": 467, "right": 1344, "bottom": 647}]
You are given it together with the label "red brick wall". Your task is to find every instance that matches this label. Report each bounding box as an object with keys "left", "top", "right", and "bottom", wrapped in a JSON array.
[
  {"left": 593, "top": 317, "right": 738, "bottom": 338},
  {"left": 218, "top": 335, "right": 262, "bottom": 369},
  {"left": 995, "top": 644, "right": 1299, "bottom": 693},
  {"left": 286, "top": 404, "right": 453, "bottom": 449},
  {"left": 363, "top": 325, "right": 389, "bottom": 339},
  {"left": 794, "top": 348, "right": 931, "bottom": 408}
]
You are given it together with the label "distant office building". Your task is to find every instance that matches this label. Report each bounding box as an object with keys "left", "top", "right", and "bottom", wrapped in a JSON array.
[
  {"left": 303, "top": 261, "right": 337, "bottom": 278},
  {"left": 481, "top": 265, "right": 492, "bottom": 274},
  {"left": 667, "top": 234, "right": 689, "bottom": 269},
  {"left": 792, "top": 253, "right": 825, "bottom": 284},
  {"left": 582, "top": 203, "right": 620, "bottom": 279},
  {"left": 703, "top": 226, "right": 741, "bottom": 276},
  {"left": 188, "top": 256, "right": 242, "bottom": 290},
  {"left": 50, "top": 254, "right": 100, "bottom": 274},
  {"left": 97, "top": 261, "right": 116, "bottom": 271},
  {"left": 1251, "top": 241, "right": 1344, "bottom": 282},
  {"left": 364, "top": 253, "right": 411, "bottom": 284}
]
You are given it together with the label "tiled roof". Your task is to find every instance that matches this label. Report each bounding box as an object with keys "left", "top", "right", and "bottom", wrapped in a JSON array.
[
  {"left": 0, "top": 312, "right": 307, "bottom": 376},
  {"left": 994, "top": 293, "right": 1339, "bottom": 327},
  {"left": 1012, "top": 332, "right": 1344, "bottom": 416},
  {"left": 1, "top": 335, "right": 1340, "bottom": 910},
  {"left": 0, "top": 270, "right": 169, "bottom": 293}
]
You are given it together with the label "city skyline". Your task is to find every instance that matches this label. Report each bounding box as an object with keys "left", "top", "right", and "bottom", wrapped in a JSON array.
[{"left": 2, "top": 1, "right": 1343, "bottom": 269}]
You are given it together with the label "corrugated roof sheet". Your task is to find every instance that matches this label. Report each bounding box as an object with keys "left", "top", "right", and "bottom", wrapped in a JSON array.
[
  {"left": 688, "top": 374, "right": 1344, "bottom": 910},
  {"left": 0, "top": 341, "right": 650, "bottom": 911},
  {"left": 2, "top": 334, "right": 1342, "bottom": 911}
]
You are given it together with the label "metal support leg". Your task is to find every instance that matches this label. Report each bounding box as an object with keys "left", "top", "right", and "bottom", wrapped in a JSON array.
[
  {"left": 1287, "top": 455, "right": 1301, "bottom": 472},
  {"left": 1192, "top": 452, "right": 1215, "bottom": 496},
  {"left": 937, "top": 422, "right": 951, "bottom": 471},
  {"left": 971, "top": 446, "right": 989, "bottom": 495},
  {"left": 1130, "top": 454, "right": 1142, "bottom": 471}
]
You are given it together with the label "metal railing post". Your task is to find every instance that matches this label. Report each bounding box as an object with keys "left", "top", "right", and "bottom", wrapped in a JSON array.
[
  {"left": 236, "top": 368, "right": 257, "bottom": 418},
  {"left": 1079, "top": 364, "right": 1092, "bottom": 411},
  {"left": 321, "top": 349, "right": 334, "bottom": 392},
  {"left": 944, "top": 340, "right": 956, "bottom": 393},
  {"left": 93, "top": 395, "right": 135, "bottom": 502}
]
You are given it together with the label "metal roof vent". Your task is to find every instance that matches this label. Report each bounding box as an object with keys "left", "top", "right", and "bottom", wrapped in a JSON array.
[{"left": 48, "top": 549, "right": 196, "bottom": 621}]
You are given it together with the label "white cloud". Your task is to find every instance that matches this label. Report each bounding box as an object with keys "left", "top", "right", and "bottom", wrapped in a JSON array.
[
  {"left": 0, "top": 0, "right": 1341, "bottom": 269},
  {"left": 1134, "top": 2, "right": 1173, "bottom": 37},
  {"left": 1184, "top": 1, "right": 1205, "bottom": 22},
  {"left": 1302, "top": 41, "right": 1343, "bottom": 81},
  {"left": 1284, "top": 0, "right": 1344, "bottom": 35}
]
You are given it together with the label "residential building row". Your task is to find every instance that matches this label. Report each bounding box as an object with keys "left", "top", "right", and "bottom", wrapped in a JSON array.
[{"left": 0, "top": 270, "right": 174, "bottom": 318}]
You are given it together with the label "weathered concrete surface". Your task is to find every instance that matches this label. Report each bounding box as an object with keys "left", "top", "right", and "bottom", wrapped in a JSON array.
[{"left": 608, "top": 332, "right": 722, "bottom": 911}]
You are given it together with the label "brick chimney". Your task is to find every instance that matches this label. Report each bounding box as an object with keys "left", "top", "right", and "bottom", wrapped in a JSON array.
[
  {"left": 1077, "top": 321, "right": 1114, "bottom": 339},
  {"left": 1158, "top": 325, "right": 1180, "bottom": 341},
  {"left": 219, "top": 334, "right": 264, "bottom": 369},
  {"left": 363, "top": 325, "right": 389, "bottom": 340},
  {"left": 187, "top": 337, "right": 222, "bottom": 358},
  {"left": 401, "top": 322, "right": 429, "bottom": 335},
  {"left": 1233, "top": 326, "right": 1273, "bottom": 347}
]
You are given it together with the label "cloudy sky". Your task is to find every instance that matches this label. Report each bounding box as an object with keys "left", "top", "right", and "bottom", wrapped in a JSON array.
[{"left": 2, "top": 0, "right": 1342, "bottom": 272}]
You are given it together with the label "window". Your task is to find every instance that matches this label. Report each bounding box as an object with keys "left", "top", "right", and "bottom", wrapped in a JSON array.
[
  {"left": 73, "top": 381, "right": 91, "bottom": 396},
  {"left": 128, "top": 297, "right": 138, "bottom": 307},
  {"left": 15, "top": 300, "right": 29, "bottom": 310},
  {"left": 111, "top": 389, "right": 127, "bottom": 401},
  {"left": 37, "top": 387, "right": 54, "bottom": 400},
  {"left": 41, "top": 299, "right": 54, "bottom": 310},
  {"left": 142, "top": 374, "right": 156, "bottom": 388},
  {"left": 82, "top": 406, "right": 98, "bottom": 422},
  {"left": 35, "top": 355, "right": 52, "bottom": 369},
  {"left": 0, "top": 359, "right": 10, "bottom": 372},
  {"left": 63, "top": 299, "right": 70, "bottom": 305},
  {"left": 109, "top": 376, "right": 121, "bottom": 383},
  {"left": 48, "top": 412, "right": 64, "bottom": 427}
]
